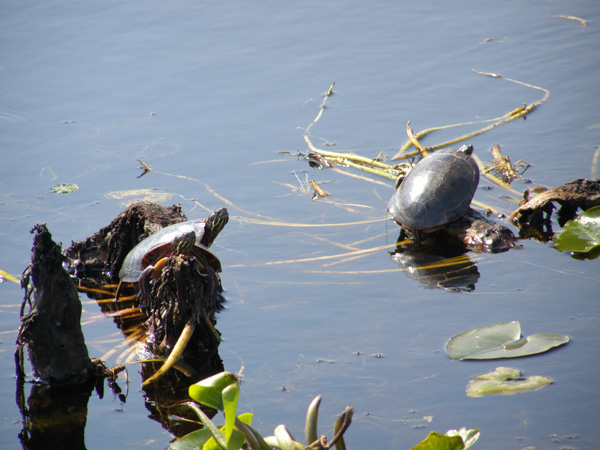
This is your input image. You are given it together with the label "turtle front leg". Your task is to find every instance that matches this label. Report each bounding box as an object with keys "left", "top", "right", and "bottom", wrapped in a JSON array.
[
  {"left": 138, "top": 265, "right": 156, "bottom": 308},
  {"left": 138, "top": 257, "right": 169, "bottom": 308},
  {"left": 114, "top": 281, "right": 125, "bottom": 302}
]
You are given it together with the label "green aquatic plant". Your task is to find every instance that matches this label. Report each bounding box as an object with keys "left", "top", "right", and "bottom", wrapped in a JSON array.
[
  {"left": 446, "top": 321, "right": 570, "bottom": 360},
  {"left": 465, "top": 367, "right": 552, "bottom": 398},
  {"left": 171, "top": 371, "right": 479, "bottom": 450},
  {"left": 50, "top": 183, "right": 79, "bottom": 194},
  {"left": 553, "top": 206, "right": 600, "bottom": 259}
]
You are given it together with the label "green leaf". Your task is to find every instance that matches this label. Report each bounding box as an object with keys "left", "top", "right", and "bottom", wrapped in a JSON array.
[
  {"left": 189, "top": 372, "right": 239, "bottom": 411},
  {"left": 446, "top": 321, "right": 570, "bottom": 360},
  {"left": 225, "top": 413, "right": 253, "bottom": 450},
  {"left": 273, "top": 425, "right": 306, "bottom": 450},
  {"left": 222, "top": 383, "right": 240, "bottom": 445},
  {"left": 50, "top": 183, "right": 79, "bottom": 194},
  {"left": 305, "top": 395, "right": 322, "bottom": 445},
  {"left": 184, "top": 402, "right": 229, "bottom": 450},
  {"left": 409, "top": 431, "right": 464, "bottom": 450},
  {"left": 176, "top": 413, "right": 253, "bottom": 450},
  {"left": 445, "top": 428, "right": 479, "bottom": 449},
  {"left": 466, "top": 366, "right": 552, "bottom": 397},
  {"left": 553, "top": 206, "right": 600, "bottom": 253},
  {"left": 236, "top": 420, "right": 273, "bottom": 450},
  {"left": 170, "top": 429, "right": 214, "bottom": 450}
]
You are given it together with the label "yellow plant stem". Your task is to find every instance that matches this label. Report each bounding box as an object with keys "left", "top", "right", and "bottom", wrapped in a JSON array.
[{"left": 142, "top": 319, "right": 196, "bottom": 386}]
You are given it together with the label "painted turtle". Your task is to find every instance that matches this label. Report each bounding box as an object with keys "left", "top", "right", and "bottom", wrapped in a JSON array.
[
  {"left": 387, "top": 145, "right": 479, "bottom": 242},
  {"left": 115, "top": 207, "right": 228, "bottom": 302}
]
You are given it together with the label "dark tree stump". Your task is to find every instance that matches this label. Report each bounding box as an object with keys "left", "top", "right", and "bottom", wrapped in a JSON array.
[{"left": 16, "top": 224, "right": 94, "bottom": 385}]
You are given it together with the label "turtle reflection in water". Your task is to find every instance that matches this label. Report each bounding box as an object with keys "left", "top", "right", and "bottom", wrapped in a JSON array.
[
  {"left": 391, "top": 248, "right": 480, "bottom": 292},
  {"left": 388, "top": 145, "right": 480, "bottom": 244}
]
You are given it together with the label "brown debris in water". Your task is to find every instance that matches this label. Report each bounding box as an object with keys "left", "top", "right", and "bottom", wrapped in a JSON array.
[
  {"left": 510, "top": 178, "right": 600, "bottom": 230},
  {"left": 147, "top": 254, "right": 222, "bottom": 354},
  {"left": 406, "top": 207, "right": 517, "bottom": 253},
  {"left": 64, "top": 201, "right": 187, "bottom": 283}
]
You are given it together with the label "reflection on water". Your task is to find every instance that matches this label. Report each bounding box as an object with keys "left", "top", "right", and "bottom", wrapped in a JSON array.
[{"left": 391, "top": 246, "right": 480, "bottom": 292}]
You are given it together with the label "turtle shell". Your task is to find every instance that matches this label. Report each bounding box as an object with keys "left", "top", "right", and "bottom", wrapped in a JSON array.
[
  {"left": 119, "top": 219, "right": 221, "bottom": 283},
  {"left": 388, "top": 146, "right": 480, "bottom": 232}
]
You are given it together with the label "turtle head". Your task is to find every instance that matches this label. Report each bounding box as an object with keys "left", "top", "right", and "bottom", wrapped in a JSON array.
[
  {"left": 457, "top": 144, "right": 474, "bottom": 156},
  {"left": 172, "top": 230, "right": 197, "bottom": 254},
  {"left": 204, "top": 208, "right": 229, "bottom": 247}
]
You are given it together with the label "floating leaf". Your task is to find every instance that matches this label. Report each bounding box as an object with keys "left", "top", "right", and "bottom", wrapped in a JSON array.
[
  {"left": 446, "top": 321, "right": 570, "bottom": 360},
  {"left": 408, "top": 430, "right": 464, "bottom": 450},
  {"left": 50, "top": 183, "right": 79, "bottom": 194},
  {"left": 466, "top": 366, "right": 552, "bottom": 397},
  {"left": 553, "top": 206, "right": 600, "bottom": 255}
]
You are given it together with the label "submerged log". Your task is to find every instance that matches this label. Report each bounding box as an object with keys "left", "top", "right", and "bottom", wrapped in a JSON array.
[{"left": 16, "top": 224, "right": 95, "bottom": 385}]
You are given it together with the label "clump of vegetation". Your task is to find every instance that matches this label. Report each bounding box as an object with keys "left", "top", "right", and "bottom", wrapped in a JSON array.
[{"left": 171, "top": 371, "right": 479, "bottom": 450}]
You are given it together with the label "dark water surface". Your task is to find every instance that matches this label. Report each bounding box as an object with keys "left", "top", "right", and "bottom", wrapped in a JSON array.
[{"left": 1, "top": 1, "right": 599, "bottom": 449}]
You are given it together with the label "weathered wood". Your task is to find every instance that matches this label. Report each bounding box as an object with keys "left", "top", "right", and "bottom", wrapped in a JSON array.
[
  {"left": 396, "top": 207, "right": 517, "bottom": 253},
  {"left": 16, "top": 224, "right": 94, "bottom": 385},
  {"left": 64, "top": 201, "right": 187, "bottom": 282},
  {"left": 510, "top": 178, "right": 600, "bottom": 227}
]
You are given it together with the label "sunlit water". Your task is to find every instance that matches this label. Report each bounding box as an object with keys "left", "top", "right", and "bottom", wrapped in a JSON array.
[{"left": 1, "top": 1, "right": 600, "bottom": 449}]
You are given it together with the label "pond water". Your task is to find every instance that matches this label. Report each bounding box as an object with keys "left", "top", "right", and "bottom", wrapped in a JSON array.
[{"left": 1, "top": 0, "right": 600, "bottom": 449}]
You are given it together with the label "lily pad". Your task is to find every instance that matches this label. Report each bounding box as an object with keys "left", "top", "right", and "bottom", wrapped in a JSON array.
[
  {"left": 553, "top": 206, "right": 600, "bottom": 256},
  {"left": 50, "top": 183, "right": 79, "bottom": 194},
  {"left": 446, "top": 321, "right": 570, "bottom": 360},
  {"left": 466, "top": 366, "right": 552, "bottom": 397}
]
